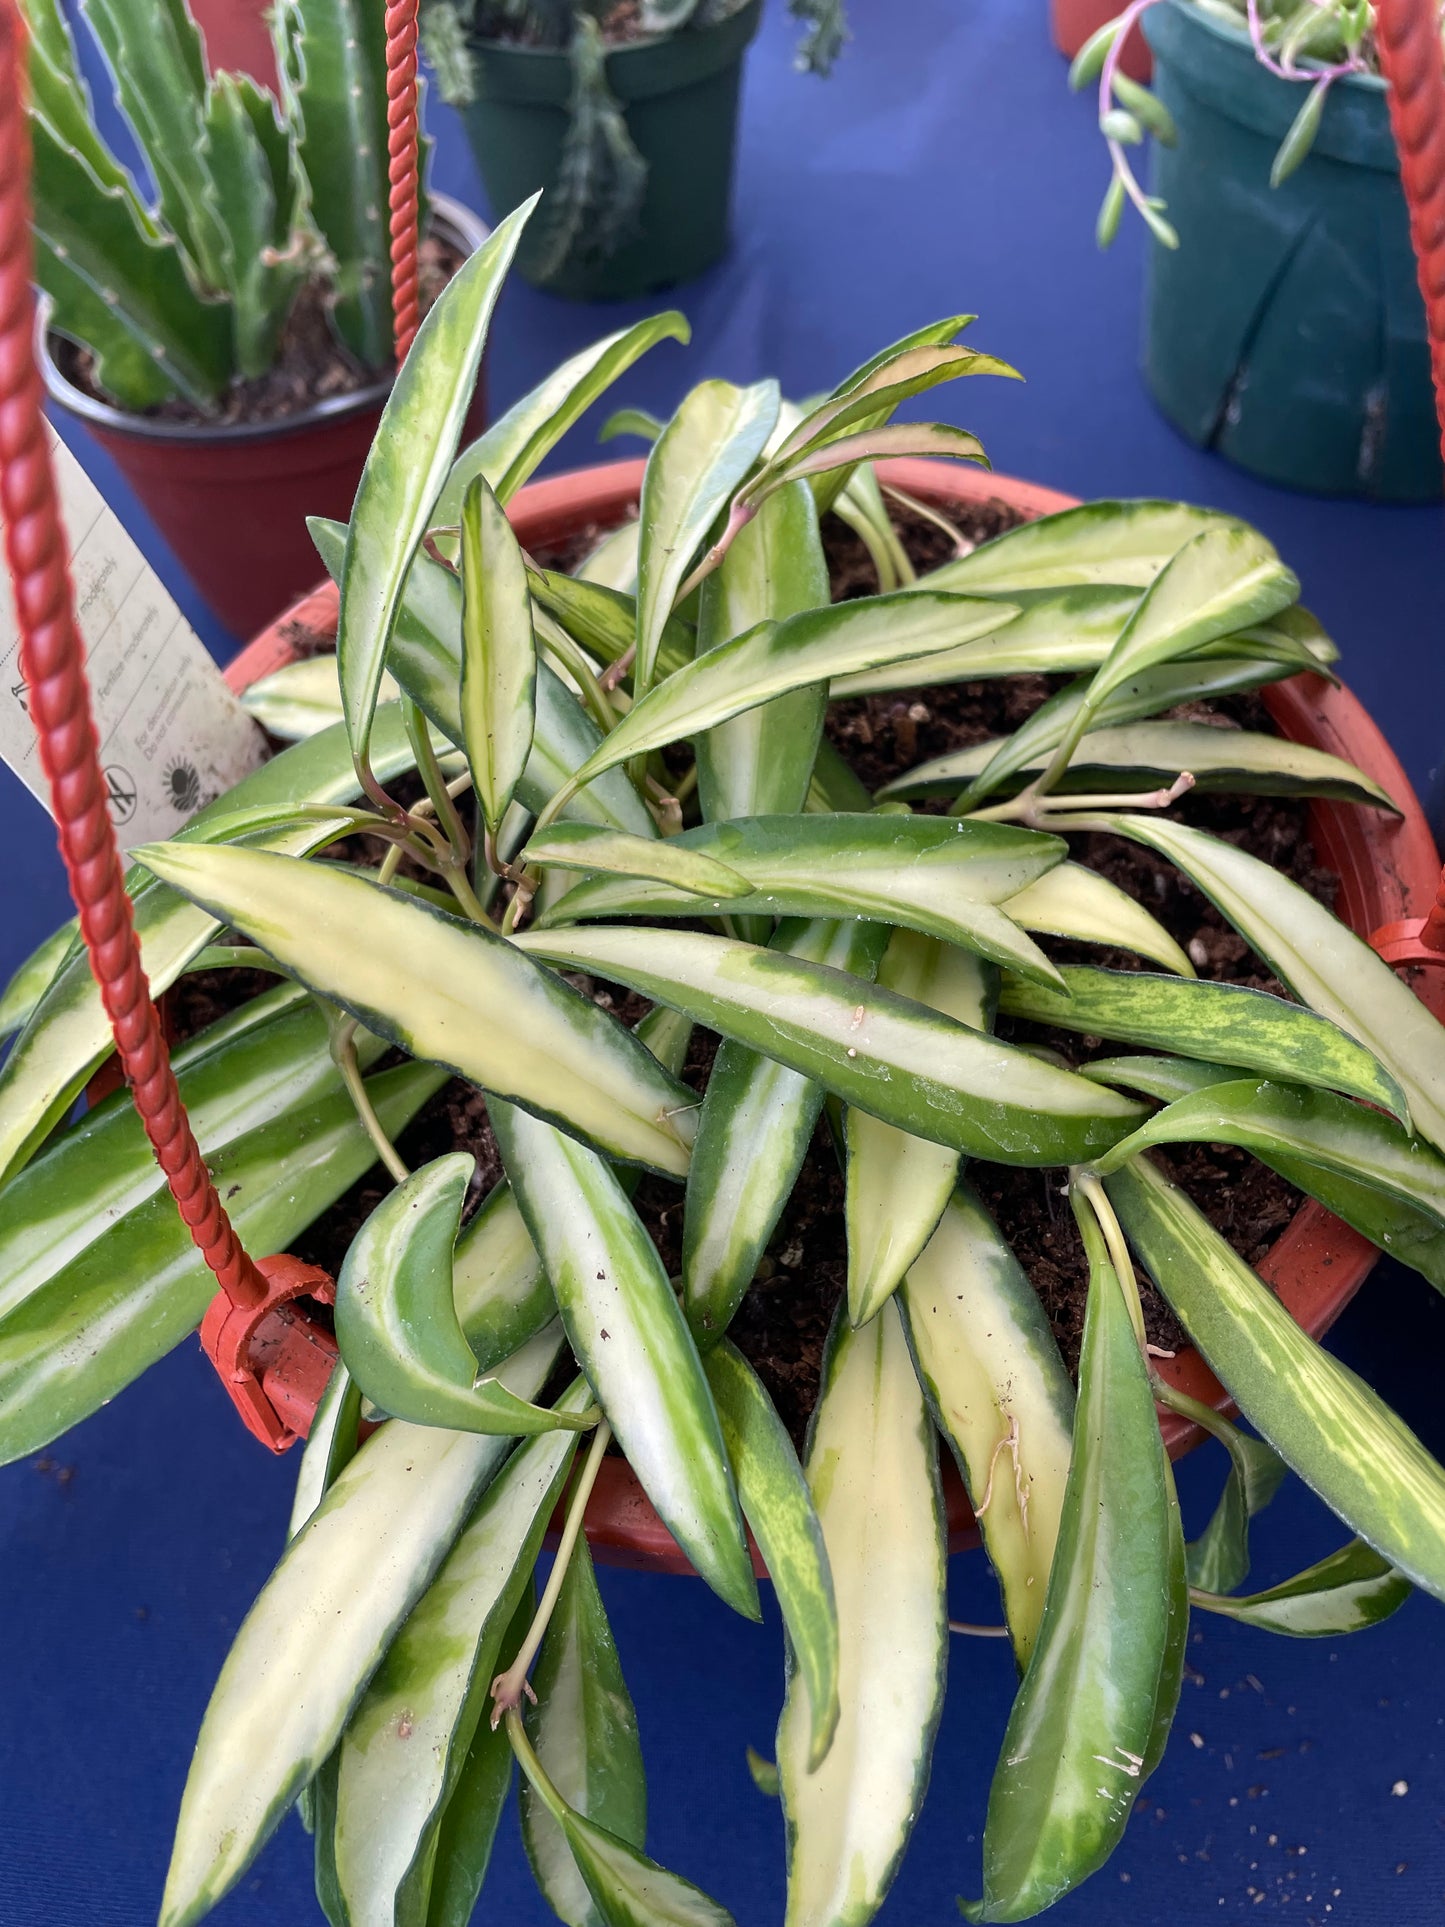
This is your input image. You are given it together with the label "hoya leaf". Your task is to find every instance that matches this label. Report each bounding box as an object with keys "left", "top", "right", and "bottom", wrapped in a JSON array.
[
  {"left": 565, "top": 591, "right": 1018, "bottom": 789},
  {"left": 335, "top": 1155, "right": 594, "bottom": 1435},
  {"left": 437, "top": 311, "right": 690, "bottom": 518},
  {"left": 133, "top": 844, "right": 697, "bottom": 1176},
  {"left": 524, "top": 824, "right": 752, "bottom": 899},
  {"left": 513, "top": 924, "right": 1146, "bottom": 1167},
  {"left": 704, "top": 1341, "right": 840, "bottom": 1772},
  {"left": 511, "top": 1715, "right": 737, "bottom": 1927},
  {"left": 635, "top": 377, "right": 781, "bottom": 693},
  {"left": 158, "top": 1328, "right": 564, "bottom": 1927},
  {"left": 1105, "top": 1156, "right": 1445, "bottom": 1605},
  {"left": 460, "top": 472, "right": 537, "bottom": 833},
  {"left": 1002, "top": 863, "right": 1195, "bottom": 977},
  {"left": 1092, "top": 814, "right": 1445, "bottom": 1153},
  {"left": 490, "top": 1102, "right": 758, "bottom": 1620},
  {"left": 331, "top": 1383, "right": 590, "bottom": 1924},
  {"left": 966, "top": 1208, "right": 1184, "bottom": 1921},
  {"left": 338, "top": 200, "right": 533, "bottom": 768},
  {"left": 845, "top": 932, "right": 988, "bottom": 1325},
  {"left": 683, "top": 920, "right": 888, "bottom": 1347},
  {"left": 520, "top": 1538, "right": 647, "bottom": 1927},
  {"left": 536, "top": 812, "right": 1067, "bottom": 986},
  {"left": 777, "top": 1300, "right": 947, "bottom": 1927},
  {"left": 899, "top": 1183, "right": 1074, "bottom": 1668},
  {"left": 999, "top": 966, "right": 1406, "bottom": 1121},
  {"left": 1193, "top": 1540, "right": 1411, "bottom": 1636}
]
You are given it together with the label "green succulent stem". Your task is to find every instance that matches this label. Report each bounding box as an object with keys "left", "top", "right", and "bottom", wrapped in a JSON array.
[{"left": 491, "top": 1417, "right": 613, "bottom": 1724}]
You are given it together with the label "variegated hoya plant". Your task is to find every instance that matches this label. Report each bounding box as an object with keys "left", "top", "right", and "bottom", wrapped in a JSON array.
[
  {"left": 5, "top": 202, "right": 1445, "bottom": 1926},
  {"left": 21, "top": 0, "right": 423, "bottom": 409}
]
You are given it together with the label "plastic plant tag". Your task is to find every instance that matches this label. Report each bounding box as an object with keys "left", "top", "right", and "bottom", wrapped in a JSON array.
[{"left": 0, "top": 424, "right": 265, "bottom": 848}]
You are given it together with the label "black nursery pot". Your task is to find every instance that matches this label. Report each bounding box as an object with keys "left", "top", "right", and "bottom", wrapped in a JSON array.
[{"left": 458, "top": 0, "right": 763, "bottom": 300}]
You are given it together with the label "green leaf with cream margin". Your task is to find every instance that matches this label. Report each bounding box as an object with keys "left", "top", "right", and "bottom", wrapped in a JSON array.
[
  {"left": 1193, "top": 1540, "right": 1411, "bottom": 1637},
  {"left": 159, "top": 1327, "right": 563, "bottom": 1927},
  {"left": 535, "top": 813, "right": 1069, "bottom": 988},
  {"left": 132, "top": 844, "right": 697, "bottom": 1176},
  {"left": 635, "top": 377, "right": 781, "bottom": 693},
  {"left": 1093, "top": 814, "right": 1445, "bottom": 1151},
  {"left": 336, "top": 199, "right": 534, "bottom": 770},
  {"left": 777, "top": 1299, "right": 946, "bottom": 1927},
  {"left": 999, "top": 966, "right": 1406, "bottom": 1120},
  {"left": 1104, "top": 1156, "right": 1445, "bottom": 1604},
  {"left": 435, "top": 311, "right": 691, "bottom": 521},
  {"left": 845, "top": 932, "right": 989, "bottom": 1325},
  {"left": 557, "top": 591, "right": 1019, "bottom": 794},
  {"left": 520, "top": 1538, "right": 648, "bottom": 1927},
  {"left": 1002, "top": 864, "right": 1194, "bottom": 977},
  {"left": 509, "top": 1711, "right": 737, "bottom": 1927},
  {"left": 513, "top": 925, "right": 1146, "bottom": 1167},
  {"left": 879, "top": 721, "right": 1396, "bottom": 812},
  {"left": 490, "top": 1102, "right": 759, "bottom": 1621},
  {"left": 900, "top": 1183, "right": 1074, "bottom": 1667},
  {"left": 964, "top": 1207, "right": 1184, "bottom": 1923},
  {"left": 460, "top": 472, "right": 537, "bottom": 834},
  {"left": 923, "top": 499, "right": 1260, "bottom": 594},
  {"left": 705, "top": 1340, "right": 840, "bottom": 1772},
  {"left": 329, "top": 1379, "right": 591, "bottom": 1926},
  {"left": 335, "top": 1154, "right": 595, "bottom": 1435}
]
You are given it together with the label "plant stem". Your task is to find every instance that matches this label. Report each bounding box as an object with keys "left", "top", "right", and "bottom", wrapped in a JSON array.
[
  {"left": 1072, "top": 1169, "right": 1147, "bottom": 1348},
  {"left": 330, "top": 1015, "right": 409, "bottom": 1184},
  {"left": 490, "top": 1418, "right": 612, "bottom": 1725},
  {"left": 948, "top": 1619, "right": 1011, "bottom": 1638}
]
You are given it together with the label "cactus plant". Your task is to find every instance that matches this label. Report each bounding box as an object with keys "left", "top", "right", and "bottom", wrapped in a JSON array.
[
  {"left": 21, "top": 0, "right": 403, "bottom": 410},
  {"left": 418, "top": 0, "right": 848, "bottom": 285},
  {"left": 7, "top": 215, "right": 1445, "bottom": 1923}
]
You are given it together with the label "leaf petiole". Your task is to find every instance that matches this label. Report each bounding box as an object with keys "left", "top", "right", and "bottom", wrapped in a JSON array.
[{"left": 491, "top": 1417, "right": 613, "bottom": 1725}]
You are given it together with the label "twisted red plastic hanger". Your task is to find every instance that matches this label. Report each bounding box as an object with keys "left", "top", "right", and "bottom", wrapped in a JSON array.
[{"left": 1368, "top": 0, "right": 1445, "bottom": 968}]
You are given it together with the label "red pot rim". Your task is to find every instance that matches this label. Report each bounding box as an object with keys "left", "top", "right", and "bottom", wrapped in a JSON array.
[
  {"left": 40, "top": 193, "right": 490, "bottom": 449},
  {"left": 228, "top": 455, "right": 1445, "bottom": 1573}
]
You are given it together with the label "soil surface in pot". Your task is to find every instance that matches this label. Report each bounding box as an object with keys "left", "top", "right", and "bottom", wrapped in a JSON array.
[
  {"left": 174, "top": 492, "right": 1336, "bottom": 1448},
  {"left": 57, "top": 237, "right": 460, "bottom": 429}
]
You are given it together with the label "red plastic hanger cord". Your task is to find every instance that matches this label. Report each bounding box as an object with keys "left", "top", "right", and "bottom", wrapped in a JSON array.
[
  {"left": 385, "top": 0, "right": 422, "bottom": 366},
  {"left": 1370, "top": 0, "right": 1445, "bottom": 967}
]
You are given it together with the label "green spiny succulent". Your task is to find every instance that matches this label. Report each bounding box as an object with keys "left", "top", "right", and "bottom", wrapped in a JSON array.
[{"left": 22, "top": 0, "right": 404, "bottom": 410}]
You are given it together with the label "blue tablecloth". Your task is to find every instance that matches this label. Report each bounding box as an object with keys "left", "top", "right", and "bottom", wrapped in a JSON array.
[{"left": 2, "top": 3, "right": 1443, "bottom": 1922}]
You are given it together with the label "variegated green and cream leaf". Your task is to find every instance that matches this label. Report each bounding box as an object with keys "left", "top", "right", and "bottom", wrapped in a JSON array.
[{"left": 778, "top": 1299, "right": 947, "bottom": 1927}]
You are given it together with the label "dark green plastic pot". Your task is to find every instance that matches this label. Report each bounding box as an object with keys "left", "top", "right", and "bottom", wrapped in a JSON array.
[
  {"left": 1141, "top": 0, "right": 1440, "bottom": 502},
  {"left": 460, "top": 0, "right": 763, "bottom": 300}
]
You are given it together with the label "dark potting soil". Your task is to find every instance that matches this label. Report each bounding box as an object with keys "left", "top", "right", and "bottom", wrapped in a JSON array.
[
  {"left": 58, "top": 237, "right": 460, "bottom": 430},
  {"left": 177, "top": 490, "right": 1340, "bottom": 1438}
]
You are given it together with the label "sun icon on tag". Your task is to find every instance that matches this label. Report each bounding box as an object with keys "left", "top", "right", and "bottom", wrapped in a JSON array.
[{"left": 163, "top": 757, "right": 203, "bottom": 815}]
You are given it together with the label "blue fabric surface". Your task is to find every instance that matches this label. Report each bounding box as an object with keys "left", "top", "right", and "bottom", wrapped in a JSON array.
[{"left": 3, "top": 3, "right": 1444, "bottom": 1922}]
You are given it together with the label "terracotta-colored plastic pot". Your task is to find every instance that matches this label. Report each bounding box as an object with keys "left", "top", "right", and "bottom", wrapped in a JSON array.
[
  {"left": 227, "top": 454, "right": 1445, "bottom": 1572},
  {"left": 1052, "top": 0, "right": 1151, "bottom": 83},
  {"left": 41, "top": 194, "right": 489, "bottom": 643},
  {"left": 189, "top": 0, "right": 278, "bottom": 86}
]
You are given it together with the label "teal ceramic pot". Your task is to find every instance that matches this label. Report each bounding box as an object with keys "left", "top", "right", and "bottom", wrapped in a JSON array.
[
  {"left": 459, "top": 0, "right": 763, "bottom": 300},
  {"left": 1141, "top": 0, "right": 1440, "bottom": 502}
]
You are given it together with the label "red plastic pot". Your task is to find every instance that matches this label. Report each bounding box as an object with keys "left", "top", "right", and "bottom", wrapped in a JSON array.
[
  {"left": 227, "top": 454, "right": 1445, "bottom": 1572},
  {"left": 41, "top": 194, "right": 489, "bottom": 643},
  {"left": 1052, "top": 0, "right": 1152, "bottom": 82},
  {"left": 189, "top": 0, "right": 278, "bottom": 86}
]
